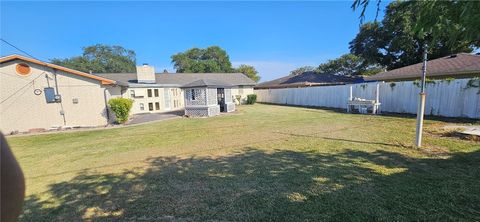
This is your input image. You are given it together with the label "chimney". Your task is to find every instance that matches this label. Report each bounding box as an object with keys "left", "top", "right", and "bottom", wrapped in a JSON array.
[{"left": 136, "top": 64, "right": 155, "bottom": 83}]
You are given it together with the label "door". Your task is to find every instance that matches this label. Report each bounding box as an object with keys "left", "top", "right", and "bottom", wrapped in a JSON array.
[
  {"left": 217, "top": 88, "right": 225, "bottom": 112},
  {"left": 164, "top": 88, "right": 171, "bottom": 110}
]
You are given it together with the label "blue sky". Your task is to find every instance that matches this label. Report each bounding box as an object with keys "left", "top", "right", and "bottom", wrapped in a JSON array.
[{"left": 1, "top": 1, "right": 389, "bottom": 81}]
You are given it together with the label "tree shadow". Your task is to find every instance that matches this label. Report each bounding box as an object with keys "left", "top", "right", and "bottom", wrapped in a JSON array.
[{"left": 21, "top": 148, "right": 480, "bottom": 221}]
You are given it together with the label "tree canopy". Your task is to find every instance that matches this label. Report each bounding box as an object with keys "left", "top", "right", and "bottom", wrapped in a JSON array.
[
  {"left": 289, "top": 66, "right": 317, "bottom": 76},
  {"left": 349, "top": 1, "right": 474, "bottom": 70},
  {"left": 317, "top": 54, "right": 383, "bottom": 76},
  {"left": 234, "top": 64, "right": 261, "bottom": 82},
  {"left": 51, "top": 44, "right": 136, "bottom": 73},
  {"left": 171, "top": 46, "right": 233, "bottom": 73}
]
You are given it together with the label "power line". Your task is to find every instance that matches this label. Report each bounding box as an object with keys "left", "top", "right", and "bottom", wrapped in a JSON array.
[
  {"left": 0, "top": 38, "right": 39, "bottom": 60},
  {"left": 0, "top": 73, "right": 45, "bottom": 104}
]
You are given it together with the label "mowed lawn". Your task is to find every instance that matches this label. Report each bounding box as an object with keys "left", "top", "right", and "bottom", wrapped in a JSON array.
[{"left": 7, "top": 104, "right": 480, "bottom": 221}]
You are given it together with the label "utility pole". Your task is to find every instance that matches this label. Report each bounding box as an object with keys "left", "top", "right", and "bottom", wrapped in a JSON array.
[{"left": 415, "top": 43, "right": 428, "bottom": 147}]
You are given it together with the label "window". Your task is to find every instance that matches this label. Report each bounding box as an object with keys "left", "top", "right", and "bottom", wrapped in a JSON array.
[
  {"left": 164, "top": 88, "right": 171, "bottom": 109},
  {"left": 147, "top": 89, "right": 152, "bottom": 97},
  {"left": 148, "top": 103, "right": 154, "bottom": 111},
  {"left": 154, "top": 89, "right": 159, "bottom": 97},
  {"left": 155, "top": 102, "right": 160, "bottom": 110},
  {"left": 130, "top": 90, "right": 135, "bottom": 98},
  {"left": 190, "top": 89, "right": 196, "bottom": 100},
  {"left": 140, "top": 103, "right": 144, "bottom": 111}
]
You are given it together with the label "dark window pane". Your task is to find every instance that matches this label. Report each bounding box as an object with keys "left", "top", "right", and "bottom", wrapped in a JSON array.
[
  {"left": 148, "top": 103, "right": 153, "bottom": 111},
  {"left": 147, "top": 89, "right": 152, "bottom": 97},
  {"left": 155, "top": 102, "right": 160, "bottom": 110},
  {"left": 154, "top": 89, "right": 159, "bottom": 97}
]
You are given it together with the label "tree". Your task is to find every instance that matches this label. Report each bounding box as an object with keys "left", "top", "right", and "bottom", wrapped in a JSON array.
[
  {"left": 289, "top": 66, "right": 317, "bottom": 76},
  {"left": 171, "top": 46, "right": 233, "bottom": 73},
  {"left": 352, "top": 0, "right": 480, "bottom": 47},
  {"left": 235, "top": 64, "right": 260, "bottom": 82},
  {"left": 51, "top": 44, "right": 136, "bottom": 73},
  {"left": 317, "top": 54, "right": 382, "bottom": 76},
  {"left": 350, "top": 1, "right": 474, "bottom": 70}
]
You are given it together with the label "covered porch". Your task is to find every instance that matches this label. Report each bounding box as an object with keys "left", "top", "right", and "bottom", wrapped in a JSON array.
[{"left": 182, "top": 79, "right": 235, "bottom": 117}]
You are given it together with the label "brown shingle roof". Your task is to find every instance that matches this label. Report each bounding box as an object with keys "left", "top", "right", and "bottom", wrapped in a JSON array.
[
  {"left": 365, "top": 53, "right": 480, "bottom": 81},
  {"left": 254, "top": 72, "right": 363, "bottom": 89}
]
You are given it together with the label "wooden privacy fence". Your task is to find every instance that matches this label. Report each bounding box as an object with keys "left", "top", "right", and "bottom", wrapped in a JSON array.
[{"left": 255, "top": 78, "right": 480, "bottom": 119}]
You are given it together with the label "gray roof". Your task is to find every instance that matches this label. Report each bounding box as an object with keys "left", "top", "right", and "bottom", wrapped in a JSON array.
[
  {"left": 181, "top": 79, "right": 232, "bottom": 88},
  {"left": 95, "top": 73, "right": 256, "bottom": 87},
  {"left": 255, "top": 72, "right": 363, "bottom": 89}
]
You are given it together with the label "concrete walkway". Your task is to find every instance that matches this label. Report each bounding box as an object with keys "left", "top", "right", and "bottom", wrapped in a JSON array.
[{"left": 127, "top": 110, "right": 184, "bottom": 125}]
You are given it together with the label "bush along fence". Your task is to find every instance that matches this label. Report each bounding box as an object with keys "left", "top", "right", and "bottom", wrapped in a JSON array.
[
  {"left": 254, "top": 78, "right": 480, "bottom": 119},
  {"left": 247, "top": 94, "right": 257, "bottom": 104}
]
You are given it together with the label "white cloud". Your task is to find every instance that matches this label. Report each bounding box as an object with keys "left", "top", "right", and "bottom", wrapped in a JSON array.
[{"left": 232, "top": 60, "right": 316, "bottom": 82}]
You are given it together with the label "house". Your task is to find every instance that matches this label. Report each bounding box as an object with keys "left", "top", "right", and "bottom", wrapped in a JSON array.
[
  {"left": 365, "top": 53, "right": 480, "bottom": 81},
  {"left": 182, "top": 79, "right": 236, "bottom": 117},
  {"left": 0, "top": 55, "right": 122, "bottom": 134},
  {"left": 0, "top": 54, "right": 255, "bottom": 133},
  {"left": 95, "top": 67, "right": 256, "bottom": 116},
  {"left": 254, "top": 71, "right": 363, "bottom": 89}
]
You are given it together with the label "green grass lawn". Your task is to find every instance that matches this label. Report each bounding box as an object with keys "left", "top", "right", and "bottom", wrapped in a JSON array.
[{"left": 7, "top": 104, "right": 480, "bottom": 221}]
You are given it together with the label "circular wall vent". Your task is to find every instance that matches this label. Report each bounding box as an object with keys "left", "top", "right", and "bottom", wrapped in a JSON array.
[{"left": 16, "top": 63, "right": 31, "bottom": 76}]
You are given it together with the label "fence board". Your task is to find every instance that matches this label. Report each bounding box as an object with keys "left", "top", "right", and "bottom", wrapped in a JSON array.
[{"left": 255, "top": 78, "right": 480, "bottom": 119}]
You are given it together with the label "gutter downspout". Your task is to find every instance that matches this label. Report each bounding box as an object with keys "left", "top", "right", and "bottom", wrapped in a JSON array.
[
  {"left": 103, "top": 88, "right": 110, "bottom": 124},
  {"left": 53, "top": 69, "right": 67, "bottom": 126}
]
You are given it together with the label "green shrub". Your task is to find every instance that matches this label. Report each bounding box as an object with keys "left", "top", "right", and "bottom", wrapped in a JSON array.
[
  {"left": 108, "top": 98, "right": 133, "bottom": 123},
  {"left": 246, "top": 94, "right": 257, "bottom": 104}
]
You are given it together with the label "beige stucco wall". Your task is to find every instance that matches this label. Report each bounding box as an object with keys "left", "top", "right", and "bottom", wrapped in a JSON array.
[
  {"left": 0, "top": 60, "right": 121, "bottom": 133},
  {"left": 126, "top": 87, "right": 184, "bottom": 114},
  {"left": 231, "top": 86, "right": 254, "bottom": 104}
]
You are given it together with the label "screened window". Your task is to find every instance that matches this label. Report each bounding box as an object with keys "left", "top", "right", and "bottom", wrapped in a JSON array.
[
  {"left": 154, "top": 89, "right": 159, "bottom": 97},
  {"left": 191, "top": 89, "right": 196, "bottom": 100},
  {"left": 140, "top": 103, "right": 144, "bottom": 111},
  {"left": 147, "top": 89, "right": 152, "bottom": 97},
  {"left": 148, "top": 103, "right": 154, "bottom": 111},
  {"left": 155, "top": 102, "right": 160, "bottom": 110}
]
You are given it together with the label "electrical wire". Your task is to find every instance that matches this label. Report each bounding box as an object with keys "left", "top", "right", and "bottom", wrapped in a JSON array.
[
  {"left": 0, "top": 73, "right": 44, "bottom": 104},
  {"left": 1, "top": 38, "right": 39, "bottom": 60}
]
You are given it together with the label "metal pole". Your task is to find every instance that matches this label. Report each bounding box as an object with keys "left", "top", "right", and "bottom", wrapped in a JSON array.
[{"left": 415, "top": 43, "right": 428, "bottom": 147}]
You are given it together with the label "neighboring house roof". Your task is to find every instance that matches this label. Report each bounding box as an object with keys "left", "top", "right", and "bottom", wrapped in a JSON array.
[
  {"left": 0, "top": 54, "right": 116, "bottom": 85},
  {"left": 181, "top": 79, "right": 232, "bottom": 88},
  {"left": 95, "top": 73, "right": 257, "bottom": 87},
  {"left": 255, "top": 72, "right": 363, "bottom": 89},
  {"left": 365, "top": 53, "right": 480, "bottom": 81}
]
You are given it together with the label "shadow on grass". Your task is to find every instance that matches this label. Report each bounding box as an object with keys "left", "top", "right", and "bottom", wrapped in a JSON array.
[
  {"left": 21, "top": 148, "right": 480, "bottom": 221},
  {"left": 258, "top": 103, "right": 480, "bottom": 124}
]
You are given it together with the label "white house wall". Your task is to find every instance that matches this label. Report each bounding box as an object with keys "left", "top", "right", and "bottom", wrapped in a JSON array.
[
  {"left": 255, "top": 78, "right": 480, "bottom": 119},
  {"left": 231, "top": 86, "right": 254, "bottom": 104},
  {"left": 126, "top": 87, "right": 184, "bottom": 114}
]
